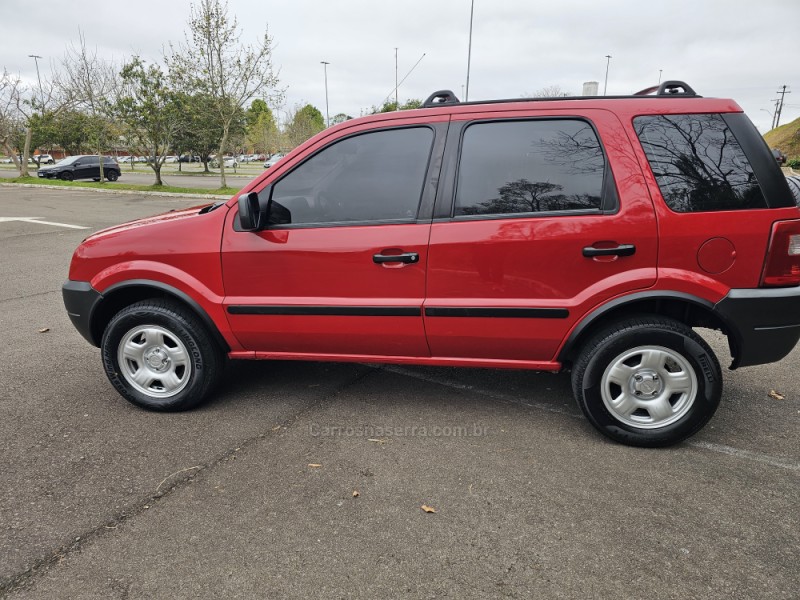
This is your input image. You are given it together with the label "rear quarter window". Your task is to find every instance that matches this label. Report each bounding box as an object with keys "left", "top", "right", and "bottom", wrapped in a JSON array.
[{"left": 634, "top": 113, "right": 767, "bottom": 212}]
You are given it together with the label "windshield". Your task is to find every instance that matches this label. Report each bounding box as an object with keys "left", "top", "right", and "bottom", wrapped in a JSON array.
[{"left": 56, "top": 156, "right": 79, "bottom": 166}]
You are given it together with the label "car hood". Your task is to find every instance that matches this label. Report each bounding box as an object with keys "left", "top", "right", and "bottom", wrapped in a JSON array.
[{"left": 83, "top": 205, "right": 213, "bottom": 242}]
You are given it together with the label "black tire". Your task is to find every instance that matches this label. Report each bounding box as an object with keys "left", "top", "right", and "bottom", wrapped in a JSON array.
[
  {"left": 571, "top": 316, "right": 722, "bottom": 447},
  {"left": 786, "top": 175, "right": 800, "bottom": 208},
  {"left": 101, "top": 299, "right": 224, "bottom": 411},
  {"left": 60, "top": 171, "right": 74, "bottom": 181},
  {"left": 106, "top": 170, "right": 119, "bottom": 182}
]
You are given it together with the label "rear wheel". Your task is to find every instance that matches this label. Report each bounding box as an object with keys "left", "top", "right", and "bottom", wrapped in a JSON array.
[
  {"left": 571, "top": 316, "right": 722, "bottom": 447},
  {"left": 60, "top": 171, "right": 74, "bottom": 181},
  {"left": 101, "top": 299, "right": 224, "bottom": 411},
  {"left": 106, "top": 170, "right": 119, "bottom": 182}
]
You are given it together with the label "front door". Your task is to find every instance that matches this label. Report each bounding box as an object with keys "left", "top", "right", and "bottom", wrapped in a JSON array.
[{"left": 222, "top": 123, "right": 444, "bottom": 358}]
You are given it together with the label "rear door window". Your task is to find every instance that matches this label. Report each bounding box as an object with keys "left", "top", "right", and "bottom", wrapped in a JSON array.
[
  {"left": 454, "top": 119, "right": 607, "bottom": 217},
  {"left": 634, "top": 113, "right": 767, "bottom": 212}
]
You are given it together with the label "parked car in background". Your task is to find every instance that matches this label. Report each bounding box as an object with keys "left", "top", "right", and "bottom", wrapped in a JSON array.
[
  {"left": 772, "top": 148, "right": 787, "bottom": 166},
  {"left": 263, "top": 153, "right": 285, "bottom": 168},
  {"left": 164, "top": 156, "right": 179, "bottom": 163},
  {"left": 34, "top": 154, "right": 55, "bottom": 164},
  {"left": 210, "top": 156, "right": 238, "bottom": 168},
  {"left": 38, "top": 155, "right": 121, "bottom": 181}
]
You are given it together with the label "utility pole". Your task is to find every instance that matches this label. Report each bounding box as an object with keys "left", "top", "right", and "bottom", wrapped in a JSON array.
[
  {"left": 465, "top": 0, "right": 475, "bottom": 101},
  {"left": 394, "top": 48, "right": 399, "bottom": 110},
  {"left": 658, "top": 69, "right": 663, "bottom": 85},
  {"left": 603, "top": 55, "right": 612, "bottom": 96},
  {"left": 775, "top": 85, "right": 791, "bottom": 128},
  {"left": 320, "top": 61, "right": 330, "bottom": 127}
]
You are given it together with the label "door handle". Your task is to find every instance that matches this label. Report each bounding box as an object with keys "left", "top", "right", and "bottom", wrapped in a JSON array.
[
  {"left": 373, "top": 252, "right": 419, "bottom": 264},
  {"left": 582, "top": 244, "right": 636, "bottom": 258}
]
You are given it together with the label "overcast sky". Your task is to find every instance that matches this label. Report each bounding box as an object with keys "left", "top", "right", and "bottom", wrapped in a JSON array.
[{"left": 1, "top": 0, "right": 798, "bottom": 134}]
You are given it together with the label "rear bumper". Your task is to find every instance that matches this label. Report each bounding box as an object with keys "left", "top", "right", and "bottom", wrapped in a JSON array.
[
  {"left": 715, "top": 286, "right": 800, "bottom": 368},
  {"left": 62, "top": 280, "right": 102, "bottom": 346}
]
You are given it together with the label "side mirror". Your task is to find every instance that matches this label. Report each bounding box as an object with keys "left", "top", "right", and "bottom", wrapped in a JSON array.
[{"left": 238, "top": 191, "right": 264, "bottom": 231}]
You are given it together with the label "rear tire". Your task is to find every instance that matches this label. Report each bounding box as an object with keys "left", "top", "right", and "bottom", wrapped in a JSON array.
[
  {"left": 106, "top": 170, "right": 119, "bottom": 182},
  {"left": 786, "top": 175, "right": 800, "bottom": 207},
  {"left": 101, "top": 299, "right": 224, "bottom": 411},
  {"left": 571, "top": 316, "right": 722, "bottom": 447}
]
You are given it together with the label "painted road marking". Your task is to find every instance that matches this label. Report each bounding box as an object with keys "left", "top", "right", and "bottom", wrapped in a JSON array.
[{"left": 0, "top": 217, "right": 89, "bottom": 230}]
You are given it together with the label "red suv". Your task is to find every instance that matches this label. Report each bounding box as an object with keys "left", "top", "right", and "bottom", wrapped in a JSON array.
[{"left": 63, "top": 81, "right": 800, "bottom": 447}]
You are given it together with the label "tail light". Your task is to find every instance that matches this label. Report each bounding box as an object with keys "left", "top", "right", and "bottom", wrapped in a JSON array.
[{"left": 761, "top": 220, "right": 800, "bottom": 287}]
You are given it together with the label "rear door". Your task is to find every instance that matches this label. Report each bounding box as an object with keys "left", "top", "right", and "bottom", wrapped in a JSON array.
[
  {"left": 221, "top": 120, "right": 447, "bottom": 358},
  {"left": 424, "top": 108, "right": 658, "bottom": 363}
]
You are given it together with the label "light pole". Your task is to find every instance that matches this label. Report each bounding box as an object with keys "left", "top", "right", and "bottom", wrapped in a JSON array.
[
  {"left": 394, "top": 48, "right": 399, "bottom": 110},
  {"left": 658, "top": 69, "right": 663, "bottom": 85},
  {"left": 465, "top": 0, "right": 475, "bottom": 101},
  {"left": 28, "top": 54, "right": 43, "bottom": 109},
  {"left": 603, "top": 55, "right": 612, "bottom": 96},
  {"left": 320, "top": 61, "right": 330, "bottom": 127}
]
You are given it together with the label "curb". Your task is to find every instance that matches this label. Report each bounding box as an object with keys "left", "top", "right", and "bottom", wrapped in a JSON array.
[{"left": 0, "top": 182, "right": 233, "bottom": 200}]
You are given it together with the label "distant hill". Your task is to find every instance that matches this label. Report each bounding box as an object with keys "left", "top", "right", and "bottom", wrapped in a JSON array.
[{"left": 763, "top": 117, "right": 800, "bottom": 159}]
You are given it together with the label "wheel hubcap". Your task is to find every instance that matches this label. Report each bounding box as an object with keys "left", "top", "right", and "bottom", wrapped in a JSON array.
[
  {"left": 117, "top": 325, "right": 191, "bottom": 398},
  {"left": 600, "top": 345, "right": 697, "bottom": 429}
]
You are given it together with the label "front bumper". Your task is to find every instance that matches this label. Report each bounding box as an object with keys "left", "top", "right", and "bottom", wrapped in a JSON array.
[
  {"left": 62, "top": 280, "right": 103, "bottom": 346},
  {"left": 715, "top": 286, "right": 800, "bottom": 368}
]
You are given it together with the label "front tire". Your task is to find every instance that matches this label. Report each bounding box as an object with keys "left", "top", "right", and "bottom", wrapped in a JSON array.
[
  {"left": 571, "top": 316, "right": 722, "bottom": 447},
  {"left": 101, "top": 299, "right": 224, "bottom": 411},
  {"left": 60, "top": 171, "right": 74, "bottom": 181}
]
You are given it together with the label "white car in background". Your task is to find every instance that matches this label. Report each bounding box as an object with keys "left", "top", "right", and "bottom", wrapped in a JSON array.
[{"left": 263, "top": 153, "right": 285, "bottom": 168}]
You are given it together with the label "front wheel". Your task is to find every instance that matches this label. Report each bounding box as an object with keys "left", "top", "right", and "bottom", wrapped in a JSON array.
[
  {"left": 571, "top": 316, "right": 722, "bottom": 447},
  {"left": 60, "top": 171, "right": 74, "bottom": 181},
  {"left": 101, "top": 299, "right": 224, "bottom": 411}
]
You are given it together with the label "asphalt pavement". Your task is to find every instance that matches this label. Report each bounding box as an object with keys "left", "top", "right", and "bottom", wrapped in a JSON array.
[{"left": 0, "top": 187, "right": 797, "bottom": 599}]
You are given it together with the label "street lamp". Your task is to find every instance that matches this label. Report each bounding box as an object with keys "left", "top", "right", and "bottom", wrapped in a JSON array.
[
  {"left": 603, "top": 55, "right": 612, "bottom": 96},
  {"left": 28, "top": 54, "right": 43, "bottom": 109},
  {"left": 320, "top": 61, "right": 330, "bottom": 127},
  {"left": 465, "top": 0, "right": 475, "bottom": 101},
  {"left": 658, "top": 69, "right": 663, "bottom": 85}
]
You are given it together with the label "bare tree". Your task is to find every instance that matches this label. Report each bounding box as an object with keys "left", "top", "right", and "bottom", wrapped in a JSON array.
[
  {"left": 167, "top": 0, "right": 281, "bottom": 188},
  {"left": 524, "top": 85, "right": 573, "bottom": 98},
  {"left": 0, "top": 70, "right": 26, "bottom": 173},
  {"left": 59, "top": 32, "right": 119, "bottom": 182}
]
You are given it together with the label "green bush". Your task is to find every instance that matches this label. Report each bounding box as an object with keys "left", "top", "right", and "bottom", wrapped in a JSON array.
[{"left": 787, "top": 158, "right": 800, "bottom": 169}]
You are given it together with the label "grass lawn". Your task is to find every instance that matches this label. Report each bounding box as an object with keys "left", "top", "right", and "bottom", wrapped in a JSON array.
[{"left": 5, "top": 177, "right": 239, "bottom": 196}]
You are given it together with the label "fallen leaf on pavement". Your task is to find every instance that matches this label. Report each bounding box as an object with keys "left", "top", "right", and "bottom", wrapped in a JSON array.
[
  {"left": 352, "top": 490, "right": 360, "bottom": 497},
  {"left": 768, "top": 389, "right": 785, "bottom": 401},
  {"left": 38, "top": 328, "right": 50, "bottom": 333},
  {"left": 421, "top": 505, "right": 437, "bottom": 513},
  {"left": 308, "top": 463, "right": 322, "bottom": 468}
]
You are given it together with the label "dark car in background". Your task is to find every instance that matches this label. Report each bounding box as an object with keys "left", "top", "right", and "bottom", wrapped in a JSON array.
[
  {"left": 38, "top": 155, "right": 121, "bottom": 182},
  {"left": 772, "top": 148, "right": 787, "bottom": 166}
]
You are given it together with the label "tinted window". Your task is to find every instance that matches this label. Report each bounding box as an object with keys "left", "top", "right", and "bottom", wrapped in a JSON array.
[
  {"left": 269, "top": 127, "right": 433, "bottom": 225},
  {"left": 634, "top": 114, "right": 766, "bottom": 212},
  {"left": 454, "top": 120, "right": 605, "bottom": 217}
]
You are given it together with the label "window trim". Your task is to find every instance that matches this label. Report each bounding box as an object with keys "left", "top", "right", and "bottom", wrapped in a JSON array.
[
  {"left": 442, "top": 116, "right": 617, "bottom": 222},
  {"left": 257, "top": 124, "right": 441, "bottom": 230}
]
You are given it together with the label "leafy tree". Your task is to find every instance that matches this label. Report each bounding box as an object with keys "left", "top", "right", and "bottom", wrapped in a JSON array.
[
  {"left": 167, "top": 0, "right": 281, "bottom": 188},
  {"left": 247, "top": 107, "right": 280, "bottom": 155},
  {"left": 285, "top": 104, "right": 324, "bottom": 148},
  {"left": 330, "top": 113, "right": 353, "bottom": 126},
  {"left": 116, "top": 57, "right": 183, "bottom": 186},
  {"left": 371, "top": 99, "right": 423, "bottom": 114}
]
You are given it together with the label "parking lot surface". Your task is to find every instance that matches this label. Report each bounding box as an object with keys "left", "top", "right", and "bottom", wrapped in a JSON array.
[{"left": 0, "top": 186, "right": 797, "bottom": 598}]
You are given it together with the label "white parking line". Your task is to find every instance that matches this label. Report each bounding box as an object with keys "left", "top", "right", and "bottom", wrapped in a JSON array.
[
  {"left": 383, "top": 365, "right": 800, "bottom": 472},
  {"left": 0, "top": 217, "right": 89, "bottom": 230}
]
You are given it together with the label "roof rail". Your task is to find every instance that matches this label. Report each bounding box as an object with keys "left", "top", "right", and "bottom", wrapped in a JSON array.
[
  {"left": 423, "top": 90, "right": 460, "bottom": 108},
  {"left": 633, "top": 80, "right": 699, "bottom": 97}
]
